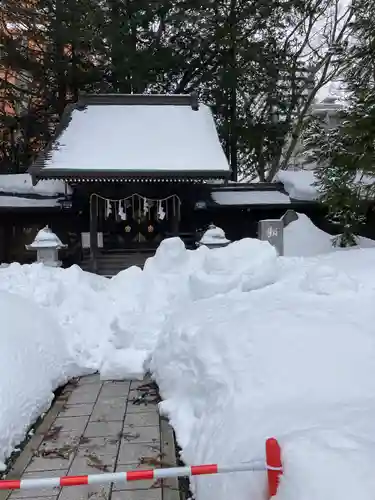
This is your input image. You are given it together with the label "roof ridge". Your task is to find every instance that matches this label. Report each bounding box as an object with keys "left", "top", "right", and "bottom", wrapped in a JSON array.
[{"left": 77, "top": 92, "right": 199, "bottom": 109}]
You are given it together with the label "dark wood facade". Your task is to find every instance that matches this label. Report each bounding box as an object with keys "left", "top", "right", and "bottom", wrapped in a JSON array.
[
  {"left": 6, "top": 179, "right": 375, "bottom": 269},
  {"left": 26, "top": 93, "right": 232, "bottom": 270},
  {"left": 71, "top": 181, "right": 207, "bottom": 271}
]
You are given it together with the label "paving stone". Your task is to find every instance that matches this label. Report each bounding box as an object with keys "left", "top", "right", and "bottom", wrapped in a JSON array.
[
  {"left": 117, "top": 443, "right": 161, "bottom": 466},
  {"left": 77, "top": 374, "right": 102, "bottom": 385},
  {"left": 83, "top": 421, "right": 122, "bottom": 438},
  {"left": 124, "top": 413, "right": 160, "bottom": 428},
  {"left": 90, "top": 408, "right": 125, "bottom": 423},
  {"left": 99, "top": 383, "right": 130, "bottom": 398},
  {"left": 111, "top": 490, "right": 161, "bottom": 500},
  {"left": 34, "top": 441, "right": 79, "bottom": 470},
  {"left": 25, "top": 454, "right": 73, "bottom": 473},
  {"left": 112, "top": 463, "right": 158, "bottom": 491},
  {"left": 76, "top": 437, "right": 119, "bottom": 465},
  {"left": 51, "top": 416, "right": 89, "bottom": 434},
  {"left": 77, "top": 436, "right": 119, "bottom": 451},
  {"left": 68, "top": 455, "right": 115, "bottom": 476},
  {"left": 5, "top": 378, "right": 176, "bottom": 500},
  {"left": 58, "top": 484, "right": 110, "bottom": 500},
  {"left": 39, "top": 434, "right": 80, "bottom": 451},
  {"left": 8, "top": 469, "right": 68, "bottom": 498},
  {"left": 103, "top": 381, "right": 131, "bottom": 386},
  {"left": 128, "top": 389, "right": 158, "bottom": 401},
  {"left": 121, "top": 426, "right": 160, "bottom": 445},
  {"left": 94, "top": 396, "right": 127, "bottom": 407},
  {"left": 66, "top": 386, "right": 102, "bottom": 404},
  {"left": 90, "top": 398, "right": 127, "bottom": 422},
  {"left": 130, "top": 379, "right": 152, "bottom": 390},
  {"left": 59, "top": 404, "right": 94, "bottom": 418},
  {"left": 9, "top": 496, "right": 57, "bottom": 500},
  {"left": 126, "top": 400, "right": 159, "bottom": 414}
]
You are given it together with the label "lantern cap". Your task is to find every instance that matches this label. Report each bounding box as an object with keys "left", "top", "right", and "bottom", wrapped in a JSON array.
[{"left": 26, "top": 226, "right": 67, "bottom": 249}]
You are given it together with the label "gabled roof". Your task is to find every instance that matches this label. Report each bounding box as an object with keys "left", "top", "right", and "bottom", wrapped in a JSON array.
[{"left": 29, "top": 93, "right": 231, "bottom": 183}]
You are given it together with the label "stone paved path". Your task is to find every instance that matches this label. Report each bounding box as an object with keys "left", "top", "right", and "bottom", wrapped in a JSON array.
[{"left": 4, "top": 375, "right": 179, "bottom": 500}]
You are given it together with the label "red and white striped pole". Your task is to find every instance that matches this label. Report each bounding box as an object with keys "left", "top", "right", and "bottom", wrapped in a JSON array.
[
  {"left": 0, "top": 461, "right": 266, "bottom": 491},
  {"left": 266, "top": 437, "right": 283, "bottom": 498},
  {"left": 0, "top": 438, "right": 283, "bottom": 495}
]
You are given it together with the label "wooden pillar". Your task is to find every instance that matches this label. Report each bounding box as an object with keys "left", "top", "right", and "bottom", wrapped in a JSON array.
[
  {"left": 90, "top": 194, "right": 98, "bottom": 272},
  {"left": 171, "top": 199, "right": 180, "bottom": 235}
]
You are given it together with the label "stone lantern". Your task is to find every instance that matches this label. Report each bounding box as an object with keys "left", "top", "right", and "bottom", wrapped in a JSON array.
[
  {"left": 26, "top": 226, "right": 67, "bottom": 267},
  {"left": 198, "top": 224, "right": 231, "bottom": 249}
]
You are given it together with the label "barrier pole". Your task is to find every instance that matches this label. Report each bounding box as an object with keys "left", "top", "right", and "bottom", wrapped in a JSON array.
[
  {"left": 0, "top": 460, "right": 266, "bottom": 491},
  {"left": 265, "top": 438, "right": 282, "bottom": 498}
]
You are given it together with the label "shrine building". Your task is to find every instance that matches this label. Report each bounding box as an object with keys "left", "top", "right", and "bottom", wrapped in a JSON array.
[{"left": 29, "top": 93, "right": 231, "bottom": 272}]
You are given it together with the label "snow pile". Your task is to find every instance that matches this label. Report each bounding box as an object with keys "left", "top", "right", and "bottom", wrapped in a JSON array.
[
  {"left": 284, "top": 213, "right": 333, "bottom": 256},
  {"left": 103, "top": 238, "right": 275, "bottom": 376},
  {"left": 0, "top": 263, "right": 111, "bottom": 371},
  {"left": 284, "top": 212, "right": 375, "bottom": 256},
  {"left": 151, "top": 247, "right": 375, "bottom": 500},
  {"left": 0, "top": 291, "right": 78, "bottom": 470},
  {"left": 103, "top": 240, "right": 205, "bottom": 377}
]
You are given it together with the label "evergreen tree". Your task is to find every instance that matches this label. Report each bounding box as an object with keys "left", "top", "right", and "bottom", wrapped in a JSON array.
[
  {"left": 0, "top": 0, "right": 107, "bottom": 171},
  {"left": 306, "top": 0, "right": 374, "bottom": 245}
]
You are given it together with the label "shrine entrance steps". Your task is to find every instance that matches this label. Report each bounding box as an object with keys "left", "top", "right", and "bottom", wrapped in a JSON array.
[{"left": 80, "top": 250, "right": 155, "bottom": 278}]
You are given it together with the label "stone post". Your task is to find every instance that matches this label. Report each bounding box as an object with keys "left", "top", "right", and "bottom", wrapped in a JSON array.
[{"left": 258, "top": 219, "right": 284, "bottom": 256}]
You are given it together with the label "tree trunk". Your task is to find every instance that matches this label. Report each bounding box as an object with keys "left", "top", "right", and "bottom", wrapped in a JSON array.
[
  {"left": 229, "top": 0, "right": 238, "bottom": 181},
  {"left": 54, "top": 0, "right": 67, "bottom": 116}
]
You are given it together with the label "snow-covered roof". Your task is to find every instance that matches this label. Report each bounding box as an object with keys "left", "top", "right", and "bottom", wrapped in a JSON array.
[
  {"left": 0, "top": 196, "right": 60, "bottom": 208},
  {"left": 211, "top": 189, "right": 291, "bottom": 206},
  {"left": 276, "top": 170, "right": 375, "bottom": 201},
  {"left": 275, "top": 171, "right": 318, "bottom": 201},
  {"left": 30, "top": 94, "right": 230, "bottom": 181},
  {"left": 0, "top": 174, "right": 69, "bottom": 196}
]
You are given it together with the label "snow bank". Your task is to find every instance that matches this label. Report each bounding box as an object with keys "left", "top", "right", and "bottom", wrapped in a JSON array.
[
  {"left": 0, "top": 263, "right": 111, "bottom": 371},
  {"left": 102, "top": 238, "right": 276, "bottom": 377},
  {"left": 0, "top": 291, "right": 78, "bottom": 469},
  {"left": 284, "top": 212, "right": 375, "bottom": 256},
  {"left": 284, "top": 213, "right": 333, "bottom": 256},
  {"left": 151, "top": 247, "right": 375, "bottom": 500}
]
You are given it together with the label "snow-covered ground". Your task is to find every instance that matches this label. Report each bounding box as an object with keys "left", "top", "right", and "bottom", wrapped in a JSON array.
[{"left": 1, "top": 214, "right": 375, "bottom": 500}]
